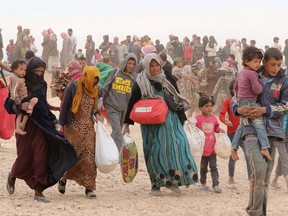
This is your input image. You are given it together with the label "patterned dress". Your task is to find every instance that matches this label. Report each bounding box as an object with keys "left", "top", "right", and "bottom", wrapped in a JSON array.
[{"left": 64, "top": 92, "right": 97, "bottom": 190}]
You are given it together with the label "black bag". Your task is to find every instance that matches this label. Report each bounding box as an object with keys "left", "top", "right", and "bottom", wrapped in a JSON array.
[
  {"left": 4, "top": 94, "right": 18, "bottom": 115},
  {"left": 164, "top": 91, "right": 182, "bottom": 112}
]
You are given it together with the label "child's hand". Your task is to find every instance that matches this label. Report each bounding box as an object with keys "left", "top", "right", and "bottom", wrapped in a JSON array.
[
  {"left": 55, "top": 124, "right": 63, "bottom": 134},
  {"left": 220, "top": 129, "right": 225, "bottom": 133},
  {"left": 225, "top": 120, "right": 233, "bottom": 126},
  {"left": 231, "top": 148, "right": 239, "bottom": 161}
]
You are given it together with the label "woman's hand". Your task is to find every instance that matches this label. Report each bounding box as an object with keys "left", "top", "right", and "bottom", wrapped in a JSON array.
[
  {"left": 122, "top": 123, "right": 130, "bottom": 135},
  {"left": 93, "top": 113, "right": 103, "bottom": 123}
]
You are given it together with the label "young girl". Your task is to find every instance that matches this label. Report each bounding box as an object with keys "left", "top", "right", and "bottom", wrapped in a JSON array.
[
  {"left": 196, "top": 94, "right": 224, "bottom": 193},
  {"left": 9, "top": 60, "right": 38, "bottom": 135},
  {"left": 232, "top": 46, "right": 272, "bottom": 161}
]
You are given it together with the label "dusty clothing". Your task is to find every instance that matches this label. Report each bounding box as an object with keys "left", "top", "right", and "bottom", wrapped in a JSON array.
[
  {"left": 9, "top": 75, "right": 28, "bottom": 104},
  {"left": 64, "top": 92, "right": 97, "bottom": 190}
]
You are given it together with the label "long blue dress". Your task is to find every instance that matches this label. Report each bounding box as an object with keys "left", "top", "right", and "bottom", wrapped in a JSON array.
[{"left": 125, "top": 82, "right": 198, "bottom": 188}]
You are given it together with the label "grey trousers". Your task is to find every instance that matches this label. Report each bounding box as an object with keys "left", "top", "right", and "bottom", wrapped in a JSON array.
[
  {"left": 275, "top": 140, "right": 288, "bottom": 177},
  {"left": 104, "top": 104, "right": 125, "bottom": 152},
  {"left": 244, "top": 135, "right": 277, "bottom": 216}
]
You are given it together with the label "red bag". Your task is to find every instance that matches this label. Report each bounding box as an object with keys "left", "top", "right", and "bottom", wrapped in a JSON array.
[
  {"left": 0, "top": 80, "right": 15, "bottom": 139},
  {"left": 129, "top": 98, "right": 168, "bottom": 124}
]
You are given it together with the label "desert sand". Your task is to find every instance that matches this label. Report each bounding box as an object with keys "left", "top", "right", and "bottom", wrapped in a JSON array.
[{"left": 0, "top": 73, "right": 287, "bottom": 216}]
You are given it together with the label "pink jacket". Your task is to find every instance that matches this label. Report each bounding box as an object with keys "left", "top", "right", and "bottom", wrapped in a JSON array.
[{"left": 196, "top": 114, "right": 221, "bottom": 156}]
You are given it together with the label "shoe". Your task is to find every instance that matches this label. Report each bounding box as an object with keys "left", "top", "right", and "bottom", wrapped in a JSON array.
[
  {"left": 213, "top": 185, "right": 222, "bottom": 193},
  {"left": 58, "top": 178, "right": 67, "bottom": 194},
  {"left": 85, "top": 189, "right": 96, "bottom": 199},
  {"left": 167, "top": 186, "right": 182, "bottom": 194},
  {"left": 199, "top": 185, "right": 209, "bottom": 191},
  {"left": 6, "top": 172, "right": 16, "bottom": 195},
  {"left": 150, "top": 186, "right": 162, "bottom": 196},
  {"left": 34, "top": 195, "right": 50, "bottom": 203},
  {"left": 270, "top": 182, "right": 281, "bottom": 190}
]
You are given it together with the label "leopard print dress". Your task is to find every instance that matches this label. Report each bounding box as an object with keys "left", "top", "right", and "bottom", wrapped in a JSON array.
[{"left": 64, "top": 92, "right": 97, "bottom": 190}]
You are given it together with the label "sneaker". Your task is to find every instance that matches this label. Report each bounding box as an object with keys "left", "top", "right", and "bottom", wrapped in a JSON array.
[
  {"left": 58, "top": 178, "right": 67, "bottom": 194},
  {"left": 270, "top": 182, "right": 281, "bottom": 190},
  {"left": 6, "top": 172, "right": 16, "bottom": 195},
  {"left": 213, "top": 186, "right": 222, "bottom": 193},
  {"left": 150, "top": 186, "right": 162, "bottom": 196},
  {"left": 85, "top": 189, "right": 96, "bottom": 199},
  {"left": 199, "top": 185, "right": 209, "bottom": 191}
]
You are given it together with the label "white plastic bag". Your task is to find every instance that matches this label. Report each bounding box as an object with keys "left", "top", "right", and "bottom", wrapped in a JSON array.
[
  {"left": 95, "top": 122, "right": 119, "bottom": 173},
  {"left": 215, "top": 133, "right": 231, "bottom": 159},
  {"left": 184, "top": 118, "right": 205, "bottom": 171}
]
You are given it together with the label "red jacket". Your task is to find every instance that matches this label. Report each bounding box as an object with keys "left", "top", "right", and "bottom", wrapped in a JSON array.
[{"left": 219, "top": 97, "right": 240, "bottom": 134}]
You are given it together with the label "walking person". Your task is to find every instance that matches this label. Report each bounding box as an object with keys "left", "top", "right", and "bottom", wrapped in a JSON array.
[
  {"left": 231, "top": 48, "right": 288, "bottom": 215},
  {"left": 6, "top": 57, "right": 77, "bottom": 203}
]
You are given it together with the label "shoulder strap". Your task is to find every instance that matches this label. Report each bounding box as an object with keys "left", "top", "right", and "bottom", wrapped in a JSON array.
[{"left": 0, "top": 68, "right": 8, "bottom": 86}]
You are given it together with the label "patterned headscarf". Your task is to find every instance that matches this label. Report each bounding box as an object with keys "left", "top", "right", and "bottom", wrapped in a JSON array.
[
  {"left": 71, "top": 66, "right": 100, "bottom": 114},
  {"left": 67, "top": 59, "right": 82, "bottom": 77}
]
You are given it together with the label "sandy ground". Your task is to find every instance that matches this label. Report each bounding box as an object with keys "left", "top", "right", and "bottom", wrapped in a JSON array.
[{"left": 0, "top": 73, "right": 287, "bottom": 216}]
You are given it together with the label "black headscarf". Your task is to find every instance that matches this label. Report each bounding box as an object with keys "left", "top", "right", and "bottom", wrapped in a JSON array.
[{"left": 25, "top": 57, "right": 46, "bottom": 92}]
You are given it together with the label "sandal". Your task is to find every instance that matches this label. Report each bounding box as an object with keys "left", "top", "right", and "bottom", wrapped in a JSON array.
[
  {"left": 58, "top": 178, "right": 67, "bottom": 194},
  {"left": 85, "top": 189, "right": 96, "bottom": 199},
  {"left": 6, "top": 172, "right": 16, "bottom": 195}
]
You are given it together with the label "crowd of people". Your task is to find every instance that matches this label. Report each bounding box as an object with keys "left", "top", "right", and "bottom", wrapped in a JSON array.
[{"left": 1, "top": 26, "right": 288, "bottom": 216}]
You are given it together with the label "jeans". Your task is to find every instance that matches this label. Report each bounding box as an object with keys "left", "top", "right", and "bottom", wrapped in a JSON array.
[
  {"left": 244, "top": 135, "right": 276, "bottom": 216},
  {"left": 200, "top": 154, "right": 219, "bottom": 188},
  {"left": 232, "top": 101, "right": 270, "bottom": 150},
  {"left": 228, "top": 133, "right": 252, "bottom": 179},
  {"left": 275, "top": 140, "right": 288, "bottom": 177}
]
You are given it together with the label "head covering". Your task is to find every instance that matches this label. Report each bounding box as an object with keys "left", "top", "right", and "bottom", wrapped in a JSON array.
[
  {"left": 141, "top": 45, "right": 156, "bottom": 55},
  {"left": 136, "top": 53, "right": 190, "bottom": 108},
  {"left": 67, "top": 59, "right": 82, "bottom": 77},
  {"left": 120, "top": 53, "right": 137, "bottom": 73},
  {"left": 25, "top": 57, "right": 46, "bottom": 92},
  {"left": 71, "top": 66, "right": 100, "bottom": 114},
  {"left": 61, "top": 32, "right": 68, "bottom": 40},
  {"left": 173, "top": 57, "right": 183, "bottom": 63}
]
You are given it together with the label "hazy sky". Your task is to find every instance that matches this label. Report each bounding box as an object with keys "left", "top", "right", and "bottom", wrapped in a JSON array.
[{"left": 1, "top": 0, "right": 287, "bottom": 57}]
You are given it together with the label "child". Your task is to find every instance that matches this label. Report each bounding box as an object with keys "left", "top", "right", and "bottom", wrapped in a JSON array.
[
  {"left": 232, "top": 46, "right": 272, "bottom": 161},
  {"left": 219, "top": 80, "right": 252, "bottom": 188},
  {"left": 196, "top": 94, "right": 224, "bottom": 193},
  {"left": 9, "top": 60, "right": 38, "bottom": 135}
]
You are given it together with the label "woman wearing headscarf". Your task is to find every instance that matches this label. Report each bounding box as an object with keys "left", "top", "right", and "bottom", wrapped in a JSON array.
[
  {"left": 58, "top": 66, "right": 101, "bottom": 198},
  {"left": 100, "top": 53, "right": 137, "bottom": 151},
  {"left": 67, "top": 59, "right": 82, "bottom": 80},
  {"left": 6, "top": 57, "right": 77, "bottom": 203},
  {"left": 123, "top": 53, "right": 198, "bottom": 196}
]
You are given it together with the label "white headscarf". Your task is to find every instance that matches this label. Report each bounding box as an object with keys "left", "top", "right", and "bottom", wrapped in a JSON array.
[{"left": 136, "top": 53, "right": 190, "bottom": 106}]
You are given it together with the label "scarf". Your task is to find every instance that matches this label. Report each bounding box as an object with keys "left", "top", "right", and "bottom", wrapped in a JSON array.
[
  {"left": 25, "top": 57, "right": 46, "bottom": 92},
  {"left": 136, "top": 53, "right": 190, "bottom": 106},
  {"left": 71, "top": 66, "right": 100, "bottom": 114},
  {"left": 67, "top": 59, "right": 82, "bottom": 77}
]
